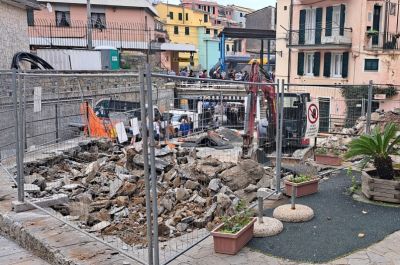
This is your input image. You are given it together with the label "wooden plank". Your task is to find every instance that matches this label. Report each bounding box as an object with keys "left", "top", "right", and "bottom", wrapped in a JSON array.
[
  {"left": 362, "top": 185, "right": 372, "bottom": 199},
  {"left": 372, "top": 188, "right": 400, "bottom": 195},
  {"left": 371, "top": 183, "right": 399, "bottom": 190},
  {"left": 370, "top": 191, "right": 395, "bottom": 199},
  {"left": 370, "top": 178, "right": 400, "bottom": 188},
  {"left": 373, "top": 196, "right": 400, "bottom": 203}
]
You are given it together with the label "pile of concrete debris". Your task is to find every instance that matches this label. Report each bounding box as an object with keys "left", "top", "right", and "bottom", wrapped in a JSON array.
[
  {"left": 23, "top": 139, "right": 274, "bottom": 246},
  {"left": 319, "top": 111, "right": 400, "bottom": 150}
]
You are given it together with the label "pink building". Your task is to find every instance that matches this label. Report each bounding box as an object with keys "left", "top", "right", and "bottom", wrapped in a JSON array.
[
  {"left": 30, "top": 0, "right": 161, "bottom": 49},
  {"left": 276, "top": 0, "right": 400, "bottom": 130}
]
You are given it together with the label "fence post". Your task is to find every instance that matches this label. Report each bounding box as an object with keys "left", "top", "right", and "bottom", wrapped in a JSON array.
[
  {"left": 275, "top": 79, "right": 284, "bottom": 194},
  {"left": 12, "top": 69, "right": 23, "bottom": 202},
  {"left": 139, "top": 68, "right": 154, "bottom": 265},
  {"left": 18, "top": 71, "right": 25, "bottom": 202},
  {"left": 55, "top": 104, "right": 59, "bottom": 143},
  {"left": 145, "top": 63, "right": 160, "bottom": 265},
  {"left": 366, "top": 80, "right": 373, "bottom": 134}
]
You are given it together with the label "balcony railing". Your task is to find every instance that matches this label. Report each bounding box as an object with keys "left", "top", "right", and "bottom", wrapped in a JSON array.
[
  {"left": 365, "top": 32, "right": 400, "bottom": 51},
  {"left": 28, "top": 19, "right": 162, "bottom": 50},
  {"left": 288, "top": 27, "right": 352, "bottom": 47}
]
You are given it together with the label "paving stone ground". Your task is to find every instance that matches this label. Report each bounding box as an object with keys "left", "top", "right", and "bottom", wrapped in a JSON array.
[
  {"left": 0, "top": 235, "right": 50, "bottom": 265},
  {"left": 171, "top": 231, "right": 400, "bottom": 265}
]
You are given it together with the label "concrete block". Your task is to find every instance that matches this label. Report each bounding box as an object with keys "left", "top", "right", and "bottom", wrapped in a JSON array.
[
  {"left": 12, "top": 194, "right": 69, "bottom": 213},
  {"left": 257, "top": 188, "right": 283, "bottom": 200},
  {"left": 24, "top": 184, "right": 40, "bottom": 193}
]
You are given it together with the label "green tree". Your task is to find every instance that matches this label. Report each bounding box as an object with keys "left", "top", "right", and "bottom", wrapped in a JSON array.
[{"left": 344, "top": 123, "right": 400, "bottom": 180}]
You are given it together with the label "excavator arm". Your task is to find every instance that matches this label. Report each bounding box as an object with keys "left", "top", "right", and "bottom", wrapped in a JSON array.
[{"left": 242, "top": 62, "right": 276, "bottom": 158}]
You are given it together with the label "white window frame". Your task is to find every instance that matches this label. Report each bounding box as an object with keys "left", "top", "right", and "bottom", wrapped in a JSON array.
[
  {"left": 331, "top": 53, "right": 343, "bottom": 78},
  {"left": 304, "top": 52, "right": 314, "bottom": 76}
]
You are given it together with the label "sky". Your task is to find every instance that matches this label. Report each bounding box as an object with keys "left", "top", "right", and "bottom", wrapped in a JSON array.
[{"left": 164, "top": 0, "right": 276, "bottom": 10}]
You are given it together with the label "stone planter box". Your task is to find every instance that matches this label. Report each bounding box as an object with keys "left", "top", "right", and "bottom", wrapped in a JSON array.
[
  {"left": 285, "top": 178, "right": 319, "bottom": 197},
  {"left": 315, "top": 154, "right": 342, "bottom": 166},
  {"left": 362, "top": 170, "right": 400, "bottom": 204},
  {"left": 211, "top": 217, "right": 256, "bottom": 255}
]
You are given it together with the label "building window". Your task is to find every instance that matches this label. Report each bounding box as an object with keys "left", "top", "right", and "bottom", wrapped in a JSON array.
[
  {"left": 185, "top": 27, "right": 190, "bottom": 35},
  {"left": 204, "top": 14, "right": 209, "bottom": 23},
  {"left": 178, "top": 13, "right": 183, "bottom": 21},
  {"left": 206, "top": 28, "right": 210, "bottom": 34},
  {"left": 186, "top": 13, "right": 189, "bottom": 21},
  {"left": 364, "top": 59, "right": 379, "bottom": 71},
  {"left": 208, "top": 6, "right": 210, "bottom": 12},
  {"left": 91, "top": 13, "right": 106, "bottom": 29},
  {"left": 213, "top": 7, "right": 216, "bottom": 14},
  {"left": 217, "top": 20, "right": 221, "bottom": 24},
  {"left": 169, "top": 12, "right": 174, "bottom": 19},
  {"left": 284, "top": 6, "right": 287, "bottom": 11},
  {"left": 304, "top": 53, "right": 314, "bottom": 76},
  {"left": 55, "top": 11, "right": 71, "bottom": 27},
  {"left": 198, "top": 5, "right": 201, "bottom": 9},
  {"left": 331, "top": 53, "right": 343, "bottom": 77},
  {"left": 226, "top": 45, "right": 230, "bottom": 51},
  {"left": 27, "top": 9, "right": 34, "bottom": 26},
  {"left": 240, "top": 13, "right": 243, "bottom": 17},
  {"left": 174, "top": 26, "right": 179, "bottom": 35},
  {"left": 214, "top": 29, "right": 218, "bottom": 36}
]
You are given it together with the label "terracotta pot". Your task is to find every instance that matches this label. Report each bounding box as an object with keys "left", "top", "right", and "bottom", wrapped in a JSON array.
[
  {"left": 211, "top": 217, "right": 257, "bottom": 255},
  {"left": 315, "top": 154, "right": 342, "bottom": 166},
  {"left": 285, "top": 178, "right": 319, "bottom": 197}
]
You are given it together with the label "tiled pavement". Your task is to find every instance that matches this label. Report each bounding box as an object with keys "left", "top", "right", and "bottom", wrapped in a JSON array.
[{"left": 171, "top": 231, "right": 400, "bottom": 265}]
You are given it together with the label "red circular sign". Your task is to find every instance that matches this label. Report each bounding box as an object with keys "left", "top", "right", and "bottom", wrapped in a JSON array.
[{"left": 308, "top": 104, "right": 319, "bottom": 124}]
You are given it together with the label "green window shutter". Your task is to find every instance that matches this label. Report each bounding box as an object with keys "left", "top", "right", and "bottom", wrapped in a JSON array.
[
  {"left": 298, "top": 52, "right": 305, "bottom": 76},
  {"left": 323, "top": 52, "right": 331, "bottom": 77},
  {"left": 342, "top": 52, "right": 349, "bottom": 78},
  {"left": 299, "top": 10, "right": 306, "bottom": 45},
  {"left": 313, "top": 52, "right": 321, "bottom": 76},
  {"left": 340, "top": 4, "right": 346, "bottom": 36},
  {"left": 326, "top": 6, "right": 333, "bottom": 36},
  {"left": 315, "top": 8, "right": 323, "bottom": 44}
]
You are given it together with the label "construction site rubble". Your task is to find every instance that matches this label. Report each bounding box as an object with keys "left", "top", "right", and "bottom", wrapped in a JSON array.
[{"left": 24, "top": 138, "right": 274, "bottom": 246}]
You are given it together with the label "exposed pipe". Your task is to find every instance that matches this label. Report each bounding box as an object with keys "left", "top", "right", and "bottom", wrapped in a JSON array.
[{"left": 288, "top": 0, "right": 294, "bottom": 84}]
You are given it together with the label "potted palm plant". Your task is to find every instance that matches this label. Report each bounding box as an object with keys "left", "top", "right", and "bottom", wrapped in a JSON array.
[
  {"left": 344, "top": 123, "right": 400, "bottom": 203},
  {"left": 285, "top": 174, "right": 319, "bottom": 197},
  {"left": 315, "top": 147, "right": 342, "bottom": 166},
  {"left": 211, "top": 200, "right": 256, "bottom": 255}
]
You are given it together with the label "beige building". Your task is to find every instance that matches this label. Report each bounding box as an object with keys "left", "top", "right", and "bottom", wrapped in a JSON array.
[
  {"left": 276, "top": 0, "right": 400, "bottom": 130},
  {"left": 0, "top": 0, "right": 40, "bottom": 69}
]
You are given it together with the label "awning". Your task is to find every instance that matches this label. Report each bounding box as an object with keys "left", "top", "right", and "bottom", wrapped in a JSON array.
[{"left": 152, "top": 43, "right": 197, "bottom": 52}]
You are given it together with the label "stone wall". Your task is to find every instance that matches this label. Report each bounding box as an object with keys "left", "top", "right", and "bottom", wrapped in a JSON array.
[
  {"left": 0, "top": 72, "right": 175, "bottom": 158},
  {"left": 0, "top": 2, "right": 29, "bottom": 69}
]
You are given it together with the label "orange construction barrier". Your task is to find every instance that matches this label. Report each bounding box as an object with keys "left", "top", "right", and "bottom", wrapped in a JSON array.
[{"left": 80, "top": 102, "right": 117, "bottom": 139}]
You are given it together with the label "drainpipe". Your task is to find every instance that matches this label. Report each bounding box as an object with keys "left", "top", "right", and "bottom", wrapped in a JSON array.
[
  {"left": 397, "top": 0, "right": 400, "bottom": 32},
  {"left": 288, "top": 0, "right": 294, "bottom": 84}
]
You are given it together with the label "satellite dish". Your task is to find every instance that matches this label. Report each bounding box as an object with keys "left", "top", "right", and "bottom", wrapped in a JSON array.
[{"left": 47, "top": 3, "right": 53, "bottom": 12}]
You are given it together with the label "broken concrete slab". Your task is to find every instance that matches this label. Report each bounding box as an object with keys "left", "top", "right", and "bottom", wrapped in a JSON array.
[
  {"left": 12, "top": 194, "right": 69, "bottom": 213},
  {"left": 24, "top": 184, "right": 40, "bottom": 193},
  {"left": 90, "top": 221, "right": 111, "bottom": 232}
]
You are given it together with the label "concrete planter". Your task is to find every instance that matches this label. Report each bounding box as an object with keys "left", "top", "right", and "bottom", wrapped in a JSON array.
[
  {"left": 285, "top": 178, "right": 319, "bottom": 197},
  {"left": 362, "top": 170, "right": 400, "bottom": 204},
  {"left": 315, "top": 154, "right": 342, "bottom": 166},
  {"left": 211, "top": 217, "right": 256, "bottom": 255}
]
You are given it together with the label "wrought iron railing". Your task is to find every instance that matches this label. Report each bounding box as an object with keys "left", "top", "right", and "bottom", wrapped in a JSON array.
[
  {"left": 365, "top": 32, "right": 400, "bottom": 50},
  {"left": 288, "top": 27, "right": 352, "bottom": 46},
  {"left": 28, "top": 19, "right": 165, "bottom": 50}
]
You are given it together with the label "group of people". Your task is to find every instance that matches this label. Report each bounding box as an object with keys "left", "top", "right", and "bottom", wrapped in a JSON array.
[{"left": 210, "top": 69, "right": 250, "bottom": 81}]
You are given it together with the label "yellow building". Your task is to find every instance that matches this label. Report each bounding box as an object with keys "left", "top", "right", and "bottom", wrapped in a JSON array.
[{"left": 156, "top": 3, "right": 216, "bottom": 69}]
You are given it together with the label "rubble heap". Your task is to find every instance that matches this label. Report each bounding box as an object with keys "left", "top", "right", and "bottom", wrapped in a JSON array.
[{"left": 24, "top": 139, "right": 274, "bottom": 246}]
